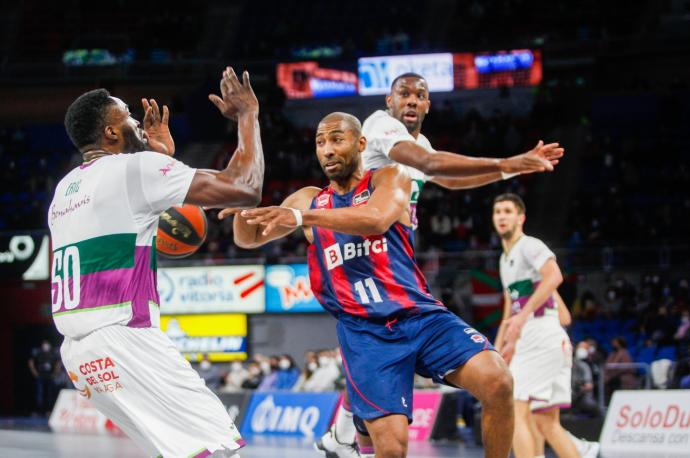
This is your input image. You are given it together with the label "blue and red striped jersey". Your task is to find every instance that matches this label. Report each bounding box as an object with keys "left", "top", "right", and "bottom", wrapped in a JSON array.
[{"left": 307, "top": 170, "right": 444, "bottom": 319}]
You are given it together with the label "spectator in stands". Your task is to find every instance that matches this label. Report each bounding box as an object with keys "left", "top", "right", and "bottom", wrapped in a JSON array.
[
  {"left": 241, "top": 360, "right": 264, "bottom": 389},
  {"left": 644, "top": 305, "right": 677, "bottom": 346},
  {"left": 28, "top": 339, "right": 60, "bottom": 415},
  {"left": 604, "top": 337, "right": 637, "bottom": 400},
  {"left": 222, "top": 361, "right": 248, "bottom": 392},
  {"left": 257, "top": 354, "right": 300, "bottom": 391},
  {"left": 196, "top": 354, "right": 222, "bottom": 392},
  {"left": 674, "top": 310, "right": 690, "bottom": 343},
  {"left": 572, "top": 342, "right": 600, "bottom": 417},
  {"left": 293, "top": 351, "right": 318, "bottom": 391},
  {"left": 300, "top": 349, "right": 340, "bottom": 392}
]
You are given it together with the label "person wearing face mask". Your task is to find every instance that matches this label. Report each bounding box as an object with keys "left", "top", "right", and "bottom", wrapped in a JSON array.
[
  {"left": 241, "top": 361, "right": 264, "bottom": 390},
  {"left": 222, "top": 361, "right": 248, "bottom": 393},
  {"left": 28, "top": 339, "right": 60, "bottom": 415},
  {"left": 571, "top": 343, "right": 600, "bottom": 418},
  {"left": 257, "top": 355, "right": 282, "bottom": 391},
  {"left": 275, "top": 355, "right": 300, "bottom": 390},
  {"left": 196, "top": 354, "right": 222, "bottom": 392},
  {"left": 302, "top": 350, "right": 341, "bottom": 393}
]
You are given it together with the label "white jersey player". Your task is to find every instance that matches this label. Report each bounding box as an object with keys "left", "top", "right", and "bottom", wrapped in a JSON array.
[
  {"left": 317, "top": 72, "right": 566, "bottom": 458},
  {"left": 493, "top": 193, "right": 598, "bottom": 458},
  {"left": 49, "top": 67, "right": 264, "bottom": 458}
]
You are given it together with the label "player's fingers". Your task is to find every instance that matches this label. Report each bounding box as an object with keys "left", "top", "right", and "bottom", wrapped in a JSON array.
[
  {"left": 218, "top": 208, "right": 241, "bottom": 220},
  {"left": 208, "top": 94, "right": 225, "bottom": 111},
  {"left": 141, "top": 98, "right": 150, "bottom": 113},
  {"left": 143, "top": 106, "right": 153, "bottom": 125},
  {"left": 262, "top": 220, "right": 277, "bottom": 236},
  {"left": 151, "top": 99, "right": 161, "bottom": 120},
  {"left": 227, "top": 67, "right": 241, "bottom": 90},
  {"left": 541, "top": 158, "right": 554, "bottom": 171},
  {"left": 162, "top": 105, "right": 170, "bottom": 124},
  {"left": 542, "top": 142, "right": 559, "bottom": 149},
  {"left": 243, "top": 70, "right": 253, "bottom": 92}
]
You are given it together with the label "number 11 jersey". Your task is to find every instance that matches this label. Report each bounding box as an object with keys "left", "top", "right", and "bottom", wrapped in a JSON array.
[{"left": 307, "top": 170, "right": 444, "bottom": 320}]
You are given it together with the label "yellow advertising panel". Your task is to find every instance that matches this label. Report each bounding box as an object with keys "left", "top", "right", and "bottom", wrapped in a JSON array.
[{"left": 160, "top": 314, "right": 247, "bottom": 362}]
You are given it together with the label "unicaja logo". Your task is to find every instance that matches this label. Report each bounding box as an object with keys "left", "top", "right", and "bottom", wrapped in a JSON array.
[{"left": 323, "top": 237, "right": 388, "bottom": 270}]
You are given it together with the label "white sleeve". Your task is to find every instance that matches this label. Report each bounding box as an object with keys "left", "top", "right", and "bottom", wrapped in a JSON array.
[
  {"left": 126, "top": 151, "right": 196, "bottom": 220},
  {"left": 523, "top": 237, "right": 556, "bottom": 272},
  {"left": 365, "top": 114, "right": 417, "bottom": 158}
]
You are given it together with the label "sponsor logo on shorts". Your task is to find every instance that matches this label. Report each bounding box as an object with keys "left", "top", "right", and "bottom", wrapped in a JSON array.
[
  {"left": 77, "top": 356, "right": 123, "bottom": 394},
  {"left": 464, "top": 327, "right": 478, "bottom": 335},
  {"left": 68, "top": 370, "right": 92, "bottom": 399},
  {"left": 471, "top": 334, "right": 485, "bottom": 344},
  {"left": 402, "top": 397, "right": 408, "bottom": 408}
]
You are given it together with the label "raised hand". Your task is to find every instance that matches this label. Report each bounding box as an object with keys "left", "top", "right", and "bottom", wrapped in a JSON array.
[
  {"left": 142, "top": 98, "right": 175, "bottom": 156},
  {"left": 240, "top": 207, "right": 299, "bottom": 236},
  {"left": 501, "top": 140, "right": 565, "bottom": 174},
  {"left": 208, "top": 67, "right": 259, "bottom": 120}
]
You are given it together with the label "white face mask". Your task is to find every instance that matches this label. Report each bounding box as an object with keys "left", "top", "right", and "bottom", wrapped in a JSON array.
[
  {"left": 260, "top": 362, "right": 271, "bottom": 373},
  {"left": 249, "top": 367, "right": 261, "bottom": 376},
  {"left": 279, "top": 359, "right": 291, "bottom": 370},
  {"left": 575, "top": 348, "right": 589, "bottom": 360},
  {"left": 318, "top": 356, "right": 331, "bottom": 367},
  {"left": 231, "top": 362, "right": 243, "bottom": 372},
  {"left": 200, "top": 360, "right": 211, "bottom": 370},
  {"left": 308, "top": 362, "right": 318, "bottom": 372},
  {"left": 41, "top": 343, "right": 51, "bottom": 352}
]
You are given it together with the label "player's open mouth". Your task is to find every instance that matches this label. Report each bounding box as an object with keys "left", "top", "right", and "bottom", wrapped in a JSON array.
[
  {"left": 324, "top": 162, "right": 340, "bottom": 172},
  {"left": 403, "top": 111, "right": 418, "bottom": 122}
]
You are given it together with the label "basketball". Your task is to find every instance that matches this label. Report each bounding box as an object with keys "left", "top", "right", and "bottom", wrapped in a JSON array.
[{"left": 156, "top": 204, "right": 207, "bottom": 258}]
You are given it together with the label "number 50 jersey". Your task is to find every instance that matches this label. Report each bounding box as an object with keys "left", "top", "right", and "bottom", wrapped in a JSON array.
[
  {"left": 47, "top": 152, "right": 196, "bottom": 339},
  {"left": 307, "top": 170, "right": 444, "bottom": 320}
]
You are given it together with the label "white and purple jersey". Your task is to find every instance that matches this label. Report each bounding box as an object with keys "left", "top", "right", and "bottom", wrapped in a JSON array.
[
  {"left": 499, "top": 235, "right": 559, "bottom": 326},
  {"left": 361, "top": 110, "right": 432, "bottom": 229},
  {"left": 48, "top": 152, "right": 195, "bottom": 339}
]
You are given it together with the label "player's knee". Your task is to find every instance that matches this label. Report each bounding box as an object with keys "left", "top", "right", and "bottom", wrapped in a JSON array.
[
  {"left": 483, "top": 367, "right": 513, "bottom": 406},
  {"left": 374, "top": 436, "right": 407, "bottom": 458}
]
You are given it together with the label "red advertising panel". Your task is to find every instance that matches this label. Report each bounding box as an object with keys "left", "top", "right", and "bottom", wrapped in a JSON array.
[
  {"left": 454, "top": 49, "right": 542, "bottom": 89},
  {"left": 277, "top": 62, "right": 357, "bottom": 99}
]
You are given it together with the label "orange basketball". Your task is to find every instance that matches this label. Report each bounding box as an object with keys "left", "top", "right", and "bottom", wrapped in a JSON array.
[{"left": 156, "top": 204, "right": 207, "bottom": 258}]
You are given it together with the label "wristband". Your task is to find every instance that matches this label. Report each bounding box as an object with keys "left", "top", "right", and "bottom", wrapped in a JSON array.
[
  {"left": 501, "top": 171, "right": 520, "bottom": 180},
  {"left": 289, "top": 208, "right": 303, "bottom": 227}
]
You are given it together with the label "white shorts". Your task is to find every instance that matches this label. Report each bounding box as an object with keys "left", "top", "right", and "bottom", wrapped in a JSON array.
[
  {"left": 61, "top": 325, "right": 244, "bottom": 458},
  {"left": 510, "top": 321, "right": 573, "bottom": 412}
]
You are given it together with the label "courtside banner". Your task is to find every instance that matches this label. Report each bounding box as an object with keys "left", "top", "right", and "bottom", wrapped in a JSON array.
[
  {"left": 218, "top": 392, "right": 252, "bottom": 429},
  {"left": 600, "top": 390, "right": 690, "bottom": 457},
  {"left": 160, "top": 314, "right": 247, "bottom": 362},
  {"left": 158, "top": 265, "right": 265, "bottom": 314},
  {"left": 0, "top": 233, "right": 49, "bottom": 280},
  {"left": 358, "top": 53, "right": 454, "bottom": 96},
  {"left": 265, "top": 264, "right": 324, "bottom": 313},
  {"left": 409, "top": 390, "right": 444, "bottom": 442},
  {"left": 49, "top": 389, "right": 122, "bottom": 435},
  {"left": 241, "top": 392, "right": 340, "bottom": 438}
]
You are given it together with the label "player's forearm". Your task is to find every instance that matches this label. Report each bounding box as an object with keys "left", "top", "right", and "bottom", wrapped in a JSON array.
[
  {"left": 520, "top": 274, "right": 563, "bottom": 317},
  {"left": 302, "top": 206, "right": 394, "bottom": 236},
  {"left": 432, "top": 172, "right": 503, "bottom": 190},
  {"left": 494, "top": 322, "right": 507, "bottom": 351},
  {"left": 232, "top": 214, "right": 263, "bottom": 249},
  {"left": 221, "top": 112, "right": 264, "bottom": 204}
]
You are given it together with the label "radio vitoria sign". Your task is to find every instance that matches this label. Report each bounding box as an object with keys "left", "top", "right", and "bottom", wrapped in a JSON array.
[{"left": 0, "top": 233, "right": 49, "bottom": 280}]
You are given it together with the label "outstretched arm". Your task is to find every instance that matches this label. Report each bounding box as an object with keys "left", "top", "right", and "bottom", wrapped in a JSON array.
[
  {"left": 431, "top": 173, "right": 503, "bottom": 190},
  {"left": 184, "top": 67, "right": 265, "bottom": 208},
  {"left": 220, "top": 186, "right": 320, "bottom": 249},
  {"left": 389, "top": 140, "right": 563, "bottom": 178},
  {"left": 240, "top": 165, "right": 411, "bottom": 237}
]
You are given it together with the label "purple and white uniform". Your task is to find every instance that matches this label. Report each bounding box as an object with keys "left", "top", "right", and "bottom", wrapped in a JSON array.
[
  {"left": 500, "top": 235, "right": 572, "bottom": 411},
  {"left": 49, "top": 152, "right": 244, "bottom": 458}
]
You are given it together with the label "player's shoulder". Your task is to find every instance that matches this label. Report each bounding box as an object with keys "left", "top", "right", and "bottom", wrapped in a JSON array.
[
  {"left": 371, "top": 163, "right": 410, "bottom": 186},
  {"left": 519, "top": 234, "right": 552, "bottom": 255},
  {"left": 362, "top": 110, "right": 406, "bottom": 134}
]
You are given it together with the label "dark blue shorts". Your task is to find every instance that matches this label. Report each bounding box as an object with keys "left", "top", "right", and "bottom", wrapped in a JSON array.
[{"left": 337, "top": 308, "right": 493, "bottom": 421}]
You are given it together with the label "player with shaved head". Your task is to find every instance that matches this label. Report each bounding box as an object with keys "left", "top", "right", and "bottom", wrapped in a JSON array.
[{"left": 222, "top": 111, "right": 515, "bottom": 458}]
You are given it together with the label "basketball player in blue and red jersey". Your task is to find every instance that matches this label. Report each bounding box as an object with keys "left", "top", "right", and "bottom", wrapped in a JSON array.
[{"left": 221, "top": 112, "right": 514, "bottom": 458}]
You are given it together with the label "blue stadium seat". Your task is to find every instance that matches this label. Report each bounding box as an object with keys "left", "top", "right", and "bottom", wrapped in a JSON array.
[
  {"left": 655, "top": 346, "right": 677, "bottom": 361},
  {"left": 636, "top": 346, "right": 657, "bottom": 365}
]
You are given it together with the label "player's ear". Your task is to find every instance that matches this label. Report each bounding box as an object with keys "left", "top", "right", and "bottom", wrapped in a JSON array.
[
  {"left": 104, "top": 125, "right": 118, "bottom": 142},
  {"left": 425, "top": 99, "right": 431, "bottom": 114},
  {"left": 358, "top": 135, "right": 367, "bottom": 153},
  {"left": 385, "top": 94, "right": 393, "bottom": 110},
  {"left": 519, "top": 213, "right": 526, "bottom": 225}
]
